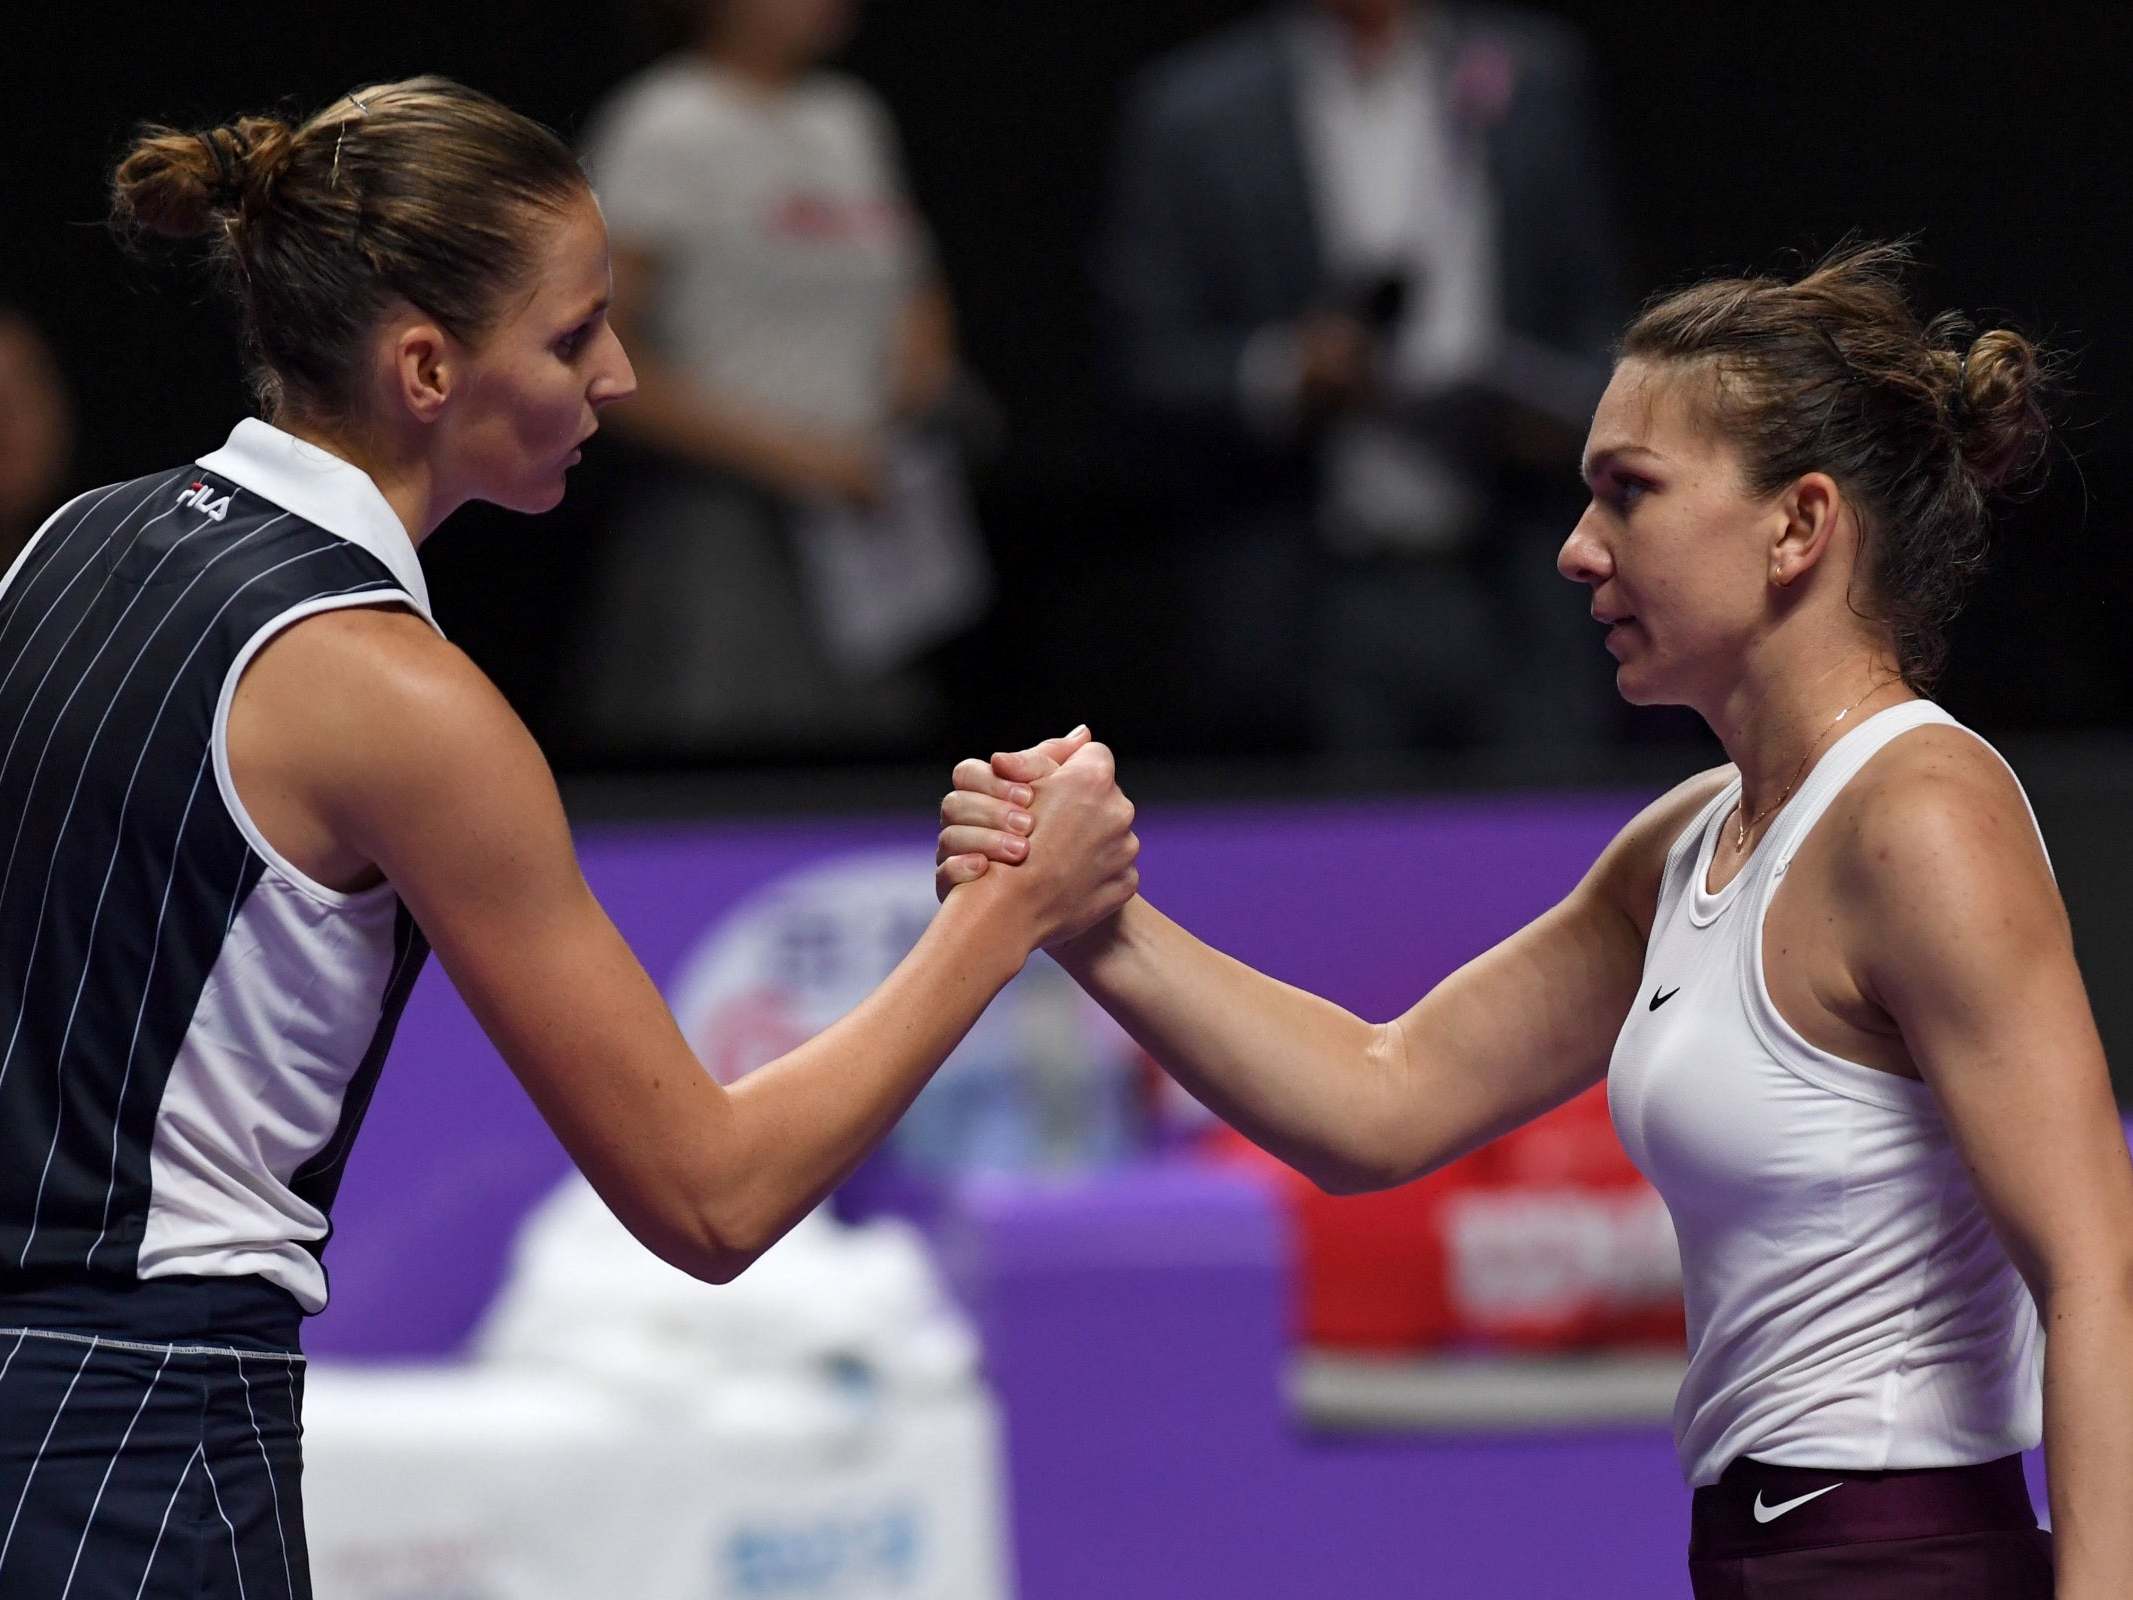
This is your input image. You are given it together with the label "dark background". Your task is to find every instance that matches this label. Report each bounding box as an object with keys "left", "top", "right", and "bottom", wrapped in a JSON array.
[{"left": 6, "top": 0, "right": 2128, "bottom": 765}]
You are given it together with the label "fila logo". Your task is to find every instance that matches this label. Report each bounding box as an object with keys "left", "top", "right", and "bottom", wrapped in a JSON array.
[{"left": 177, "top": 481, "right": 232, "bottom": 522}]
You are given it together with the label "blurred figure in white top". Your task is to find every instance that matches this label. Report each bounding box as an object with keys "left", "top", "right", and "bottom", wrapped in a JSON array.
[{"left": 572, "top": 0, "right": 986, "bottom": 759}]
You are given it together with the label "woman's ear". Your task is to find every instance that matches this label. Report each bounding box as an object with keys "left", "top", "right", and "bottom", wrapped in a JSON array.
[
  {"left": 386, "top": 317, "right": 456, "bottom": 426},
  {"left": 1770, "top": 471, "right": 1844, "bottom": 588}
]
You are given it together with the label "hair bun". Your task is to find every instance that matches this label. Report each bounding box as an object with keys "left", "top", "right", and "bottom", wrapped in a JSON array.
[
  {"left": 1952, "top": 328, "right": 2052, "bottom": 494},
  {"left": 112, "top": 113, "right": 295, "bottom": 241}
]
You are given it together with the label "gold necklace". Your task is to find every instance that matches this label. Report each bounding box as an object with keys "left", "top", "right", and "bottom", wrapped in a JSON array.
[{"left": 1734, "top": 681, "right": 1894, "bottom": 851}]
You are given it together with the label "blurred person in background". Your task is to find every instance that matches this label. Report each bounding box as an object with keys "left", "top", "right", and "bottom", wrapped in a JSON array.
[
  {"left": 0, "top": 307, "right": 75, "bottom": 564},
  {"left": 568, "top": 0, "right": 987, "bottom": 762},
  {"left": 1103, "top": 0, "right": 1624, "bottom": 756}
]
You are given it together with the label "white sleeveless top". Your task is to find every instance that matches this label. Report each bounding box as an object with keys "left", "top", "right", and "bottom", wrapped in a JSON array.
[{"left": 1609, "top": 700, "right": 2044, "bottom": 1486}]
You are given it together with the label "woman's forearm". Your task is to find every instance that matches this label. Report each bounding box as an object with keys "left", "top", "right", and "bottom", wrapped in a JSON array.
[
  {"left": 1054, "top": 898, "right": 1410, "bottom": 1191},
  {"left": 2039, "top": 1276, "right": 2133, "bottom": 1596},
  {"left": 698, "top": 888, "right": 1031, "bottom": 1275}
]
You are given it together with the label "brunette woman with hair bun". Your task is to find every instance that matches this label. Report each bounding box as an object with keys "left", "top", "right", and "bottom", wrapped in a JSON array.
[
  {"left": 0, "top": 78, "right": 1134, "bottom": 1596},
  {"left": 941, "top": 241, "right": 2133, "bottom": 1596}
]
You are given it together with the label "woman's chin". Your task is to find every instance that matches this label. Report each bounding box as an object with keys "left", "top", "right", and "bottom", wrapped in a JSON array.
[
  {"left": 492, "top": 475, "right": 569, "bottom": 516},
  {"left": 1613, "top": 663, "right": 1666, "bottom": 707}
]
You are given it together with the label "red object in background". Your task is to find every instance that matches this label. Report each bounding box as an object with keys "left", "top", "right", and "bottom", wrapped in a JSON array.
[{"left": 1199, "top": 1086, "right": 1685, "bottom": 1352}]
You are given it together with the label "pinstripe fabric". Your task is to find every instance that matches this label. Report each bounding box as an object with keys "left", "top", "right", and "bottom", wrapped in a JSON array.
[
  {"left": 0, "top": 424, "right": 445, "bottom": 1593},
  {"left": 0, "top": 440, "right": 431, "bottom": 1297},
  {"left": 0, "top": 1328, "right": 308, "bottom": 1599}
]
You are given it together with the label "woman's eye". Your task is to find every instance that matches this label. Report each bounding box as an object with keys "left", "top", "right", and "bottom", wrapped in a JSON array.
[
  {"left": 1611, "top": 478, "right": 1649, "bottom": 510},
  {"left": 555, "top": 326, "right": 590, "bottom": 359}
]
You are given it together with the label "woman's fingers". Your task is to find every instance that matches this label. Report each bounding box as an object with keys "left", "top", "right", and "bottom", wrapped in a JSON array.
[
  {"left": 940, "top": 789, "right": 1032, "bottom": 833},
  {"left": 938, "top": 791, "right": 1033, "bottom": 870},
  {"left": 953, "top": 757, "right": 1031, "bottom": 804},
  {"left": 934, "top": 852, "right": 990, "bottom": 903},
  {"left": 934, "top": 729, "right": 1103, "bottom": 913},
  {"left": 988, "top": 725, "right": 1091, "bottom": 785},
  {"left": 939, "top": 824, "right": 1026, "bottom": 863}
]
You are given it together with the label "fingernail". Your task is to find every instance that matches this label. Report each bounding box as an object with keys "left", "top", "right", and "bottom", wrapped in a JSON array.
[
  {"left": 1007, "top": 810, "right": 1033, "bottom": 835},
  {"left": 1069, "top": 724, "right": 1090, "bottom": 739},
  {"left": 1004, "top": 836, "right": 1028, "bottom": 856},
  {"left": 1008, "top": 785, "right": 1033, "bottom": 807}
]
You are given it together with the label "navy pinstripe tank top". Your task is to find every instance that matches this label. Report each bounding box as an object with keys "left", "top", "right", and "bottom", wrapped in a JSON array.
[{"left": 0, "top": 421, "right": 437, "bottom": 1314}]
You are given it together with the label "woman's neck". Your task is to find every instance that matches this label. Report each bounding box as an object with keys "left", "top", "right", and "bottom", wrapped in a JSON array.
[
  {"left": 1706, "top": 641, "right": 1912, "bottom": 835},
  {"left": 277, "top": 413, "right": 448, "bottom": 546}
]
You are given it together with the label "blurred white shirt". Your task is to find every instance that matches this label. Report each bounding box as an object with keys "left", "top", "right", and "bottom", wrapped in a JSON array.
[
  {"left": 584, "top": 59, "right": 930, "bottom": 434},
  {"left": 1292, "top": 10, "right": 1500, "bottom": 552}
]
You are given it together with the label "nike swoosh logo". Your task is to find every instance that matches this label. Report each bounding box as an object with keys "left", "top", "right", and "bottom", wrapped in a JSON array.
[
  {"left": 1752, "top": 1483, "right": 1845, "bottom": 1523},
  {"left": 1648, "top": 986, "right": 1681, "bottom": 1011}
]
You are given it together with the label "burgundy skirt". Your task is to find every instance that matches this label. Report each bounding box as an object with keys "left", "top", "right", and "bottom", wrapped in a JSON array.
[{"left": 1688, "top": 1454, "right": 2052, "bottom": 1599}]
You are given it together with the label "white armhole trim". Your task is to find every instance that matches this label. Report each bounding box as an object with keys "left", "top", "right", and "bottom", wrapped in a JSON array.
[
  {"left": 1743, "top": 711, "right": 2047, "bottom": 1114},
  {"left": 212, "top": 589, "right": 435, "bottom": 909}
]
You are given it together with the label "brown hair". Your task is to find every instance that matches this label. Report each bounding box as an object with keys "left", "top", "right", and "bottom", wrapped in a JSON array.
[
  {"left": 1619, "top": 241, "right": 2056, "bottom": 691},
  {"left": 110, "top": 77, "right": 587, "bottom": 423}
]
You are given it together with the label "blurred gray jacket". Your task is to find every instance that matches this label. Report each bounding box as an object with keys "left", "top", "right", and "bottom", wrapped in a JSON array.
[{"left": 1101, "top": 2, "right": 1625, "bottom": 510}]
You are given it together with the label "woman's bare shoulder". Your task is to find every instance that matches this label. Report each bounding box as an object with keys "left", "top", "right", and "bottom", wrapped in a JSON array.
[
  {"left": 234, "top": 601, "right": 534, "bottom": 802},
  {"left": 248, "top": 602, "right": 496, "bottom": 712},
  {"left": 1828, "top": 722, "right": 2048, "bottom": 895}
]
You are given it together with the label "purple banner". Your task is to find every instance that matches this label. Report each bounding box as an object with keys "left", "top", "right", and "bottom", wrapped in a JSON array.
[{"left": 309, "top": 791, "right": 1643, "bottom": 1359}]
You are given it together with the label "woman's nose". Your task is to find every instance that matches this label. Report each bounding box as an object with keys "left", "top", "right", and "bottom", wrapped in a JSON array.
[
  {"left": 593, "top": 331, "right": 638, "bottom": 408},
  {"left": 1557, "top": 514, "right": 1609, "bottom": 585}
]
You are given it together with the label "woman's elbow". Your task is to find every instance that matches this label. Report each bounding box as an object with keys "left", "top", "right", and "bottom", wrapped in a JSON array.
[
  {"left": 1309, "top": 1165, "right": 1381, "bottom": 1198},
  {"left": 1307, "top": 1032, "right": 1431, "bottom": 1194},
  {"left": 687, "top": 1201, "right": 783, "bottom": 1285},
  {"left": 624, "top": 1195, "right": 771, "bottom": 1287},
  {"left": 1304, "top": 1142, "right": 1418, "bottom": 1197},
  {"left": 689, "top": 1248, "right": 754, "bottom": 1287}
]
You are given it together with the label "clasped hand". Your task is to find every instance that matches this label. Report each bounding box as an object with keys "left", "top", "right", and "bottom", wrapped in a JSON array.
[{"left": 934, "top": 725, "right": 1139, "bottom": 950}]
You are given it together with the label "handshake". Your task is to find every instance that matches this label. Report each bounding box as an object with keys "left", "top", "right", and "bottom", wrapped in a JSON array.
[{"left": 931, "top": 725, "right": 1141, "bottom": 956}]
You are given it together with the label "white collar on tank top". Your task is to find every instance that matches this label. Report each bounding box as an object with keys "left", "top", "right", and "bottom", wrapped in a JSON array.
[
  {"left": 1690, "top": 700, "right": 1954, "bottom": 926},
  {"left": 196, "top": 418, "right": 434, "bottom": 623}
]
